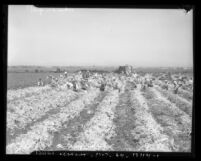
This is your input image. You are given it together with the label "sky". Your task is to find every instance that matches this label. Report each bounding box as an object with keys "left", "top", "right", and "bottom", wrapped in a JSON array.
[{"left": 8, "top": 5, "right": 193, "bottom": 67}]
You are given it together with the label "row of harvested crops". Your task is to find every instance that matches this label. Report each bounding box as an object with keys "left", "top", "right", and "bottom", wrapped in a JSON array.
[{"left": 7, "top": 89, "right": 100, "bottom": 154}]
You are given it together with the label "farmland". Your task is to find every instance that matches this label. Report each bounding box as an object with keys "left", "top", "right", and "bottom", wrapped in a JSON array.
[
  {"left": 7, "top": 73, "right": 62, "bottom": 90},
  {"left": 6, "top": 66, "right": 193, "bottom": 154}
]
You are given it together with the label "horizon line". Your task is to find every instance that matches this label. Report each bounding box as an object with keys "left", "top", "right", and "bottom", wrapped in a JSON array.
[{"left": 7, "top": 65, "right": 193, "bottom": 68}]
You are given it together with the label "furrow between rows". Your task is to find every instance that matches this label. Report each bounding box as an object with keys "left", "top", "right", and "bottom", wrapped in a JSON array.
[
  {"left": 69, "top": 90, "right": 119, "bottom": 151},
  {"left": 45, "top": 90, "right": 109, "bottom": 151},
  {"left": 129, "top": 89, "right": 171, "bottom": 152},
  {"left": 6, "top": 89, "right": 100, "bottom": 154},
  {"left": 155, "top": 86, "right": 192, "bottom": 117},
  {"left": 108, "top": 82, "right": 138, "bottom": 151},
  {"left": 7, "top": 89, "right": 79, "bottom": 133},
  {"left": 143, "top": 87, "right": 191, "bottom": 152}
]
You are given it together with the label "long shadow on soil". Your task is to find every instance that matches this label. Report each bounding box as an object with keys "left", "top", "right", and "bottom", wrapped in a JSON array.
[
  {"left": 106, "top": 82, "right": 137, "bottom": 151},
  {"left": 44, "top": 91, "right": 108, "bottom": 151}
]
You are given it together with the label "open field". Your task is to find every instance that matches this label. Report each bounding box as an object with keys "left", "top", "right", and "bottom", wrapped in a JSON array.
[
  {"left": 7, "top": 73, "right": 61, "bottom": 90},
  {"left": 6, "top": 67, "right": 193, "bottom": 154}
]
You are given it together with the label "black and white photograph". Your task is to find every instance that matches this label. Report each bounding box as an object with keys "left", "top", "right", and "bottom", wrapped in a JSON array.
[{"left": 6, "top": 5, "right": 193, "bottom": 154}]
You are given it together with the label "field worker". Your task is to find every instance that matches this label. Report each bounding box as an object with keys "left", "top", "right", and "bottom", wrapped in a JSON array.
[
  {"left": 141, "top": 78, "right": 146, "bottom": 90},
  {"left": 132, "top": 81, "right": 137, "bottom": 89},
  {"left": 117, "top": 81, "right": 123, "bottom": 92},
  {"left": 100, "top": 79, "right": 106, "bottom": 91},
  {"left": 37, "top": 78, "right": 44, "bottom": 86},
  {"left": 64, "top": 71, "right": 68, "bottom": 78},
  {"left": 113, "top": 80, "right": 119, "bottom": 92},
  {"left": 174, "top": 83, "right": 182, "bottom": 94},
  {"left": 135, "top": 76, "right": 139, "bottom": 84},
  {"left": 100, "top": 83, "right": 106, "bottom": 91},
  {"left": 37, "top": 79, "right": 41, "bottom": 86},
  {"left": 82, "top": 71, "right": 89, "bottom": 80},
  {"left": 189, "top": 78, "right": 193, "bottom": 90},
  {"left": 178, "top": 80, "right": 183, "bottom": 87},
  {"left": 141, "top": 83, "right": 146, "bottom": 90},
  {"left": 189, "top": 78, "right": 193, "bottom": 84},
  {"left": 163, "top": 80, "right": 169, "bottom": 90},
  {"left": 81, "top": 80, "right": 88, "bottom": 90},
  {"left": 144, "top": 78, "right": 147, "bottom": 84},
  {"left": 173, "top": 80, "right": 178, "bottom": 88},
  {"left": 72, "top": 81, "right": 78, "bottom": 92},
  {"left": 147, "top": 79, "right": 153, "bottom": 87}
]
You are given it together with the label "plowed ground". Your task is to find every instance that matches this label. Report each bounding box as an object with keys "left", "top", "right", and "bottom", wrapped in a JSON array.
[{"left": 6, "top": 81, "right": 192, "bottom": 154}]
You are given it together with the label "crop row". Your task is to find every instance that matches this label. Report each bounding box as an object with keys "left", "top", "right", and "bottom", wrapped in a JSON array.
[{"left": 6, "top": 89, "right": 100, "bottom": 154}]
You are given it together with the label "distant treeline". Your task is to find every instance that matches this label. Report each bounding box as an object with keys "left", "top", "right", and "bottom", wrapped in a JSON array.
[
  {"left": 8, "top": 66, "right": 193, "bottom": 75},
  {"left": 7, "top": 66, "right": 118, "bottom": 73}
]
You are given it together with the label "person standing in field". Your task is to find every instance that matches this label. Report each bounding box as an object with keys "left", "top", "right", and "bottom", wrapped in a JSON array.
[
  {"left": 174, "top": 83, "right": 182, "bottom": 94},
  {"left": 37, "top": 78, "right": 44, "bottom": 86},
  {"left": 173, "top": 79, "right": 182, "bottom": 94},
  {"left": 64, "top": 71, "right": 68, "bottom": 78},
  {"left": 100, "top": 82, "right": 106, "bottom": 91}
]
